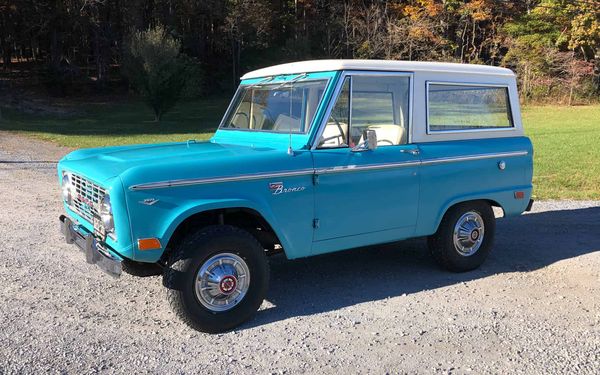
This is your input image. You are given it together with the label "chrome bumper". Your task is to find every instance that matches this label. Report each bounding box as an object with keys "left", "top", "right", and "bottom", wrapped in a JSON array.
[
  {"left": 59, "top": 215, "right": 122, "bottom": 278},
  {"left": 526, "top": 199, "right": 534, "bottom": 212}
]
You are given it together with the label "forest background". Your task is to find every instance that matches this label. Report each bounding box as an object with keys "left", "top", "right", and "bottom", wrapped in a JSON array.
[{"left": 0, "top": 0, "right": 598, "bottom": 104}]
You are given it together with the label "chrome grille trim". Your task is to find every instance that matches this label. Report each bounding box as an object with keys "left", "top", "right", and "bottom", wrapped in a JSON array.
[{"left": 68, "top": 174, "right": 106, "bottom": 226}]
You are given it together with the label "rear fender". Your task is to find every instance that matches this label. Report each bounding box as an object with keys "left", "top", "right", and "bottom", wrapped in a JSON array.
[{"left": 420, "top": 187, "right": 532, "bottom": 235}]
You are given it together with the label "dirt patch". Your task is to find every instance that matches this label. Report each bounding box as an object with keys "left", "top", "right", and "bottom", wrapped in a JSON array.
[{"left": 0, "top": 130, "right": 72, "bottom": 164}]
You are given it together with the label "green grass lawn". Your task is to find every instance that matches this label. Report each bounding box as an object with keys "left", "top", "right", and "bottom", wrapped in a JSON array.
[
  {"left": 0, "top": 97, "right": 229, "bottom": 148},
  {"left": 1, "top": 99, "right": 598, "bottom": 199},
  {"left": 522, "top": 105, "right": 600, "bottom": 200}
]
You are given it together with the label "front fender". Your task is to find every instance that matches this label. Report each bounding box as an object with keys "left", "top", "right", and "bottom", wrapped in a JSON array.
[{"left": 126, "top": 196, "right": 290, "bottom": 263}]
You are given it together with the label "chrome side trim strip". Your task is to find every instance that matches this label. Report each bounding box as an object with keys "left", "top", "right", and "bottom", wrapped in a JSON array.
[
  {"left": 317, "top": 150, "right": 528, "bottom": 174},
  {"left": 129, "top": 169, "right": 315, "bottom": 191},
  {"left": 315, "top": 160, "right": 420, "bottom": 175},
  {"left": 420, "top": 150, "right": 528, "bottom": 166},
  {"left": 129, "top": 151, "right": 528, "bottom": 190}
]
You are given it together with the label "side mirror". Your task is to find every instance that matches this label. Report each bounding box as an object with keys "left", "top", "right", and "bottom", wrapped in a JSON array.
[{"left": 352, "top": 129, "right": 378, "bottom": 152}]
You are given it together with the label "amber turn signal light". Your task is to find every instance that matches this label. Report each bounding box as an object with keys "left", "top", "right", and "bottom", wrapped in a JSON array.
[{"left": 138, "top": 238, "right": 161, "bottom": 251}]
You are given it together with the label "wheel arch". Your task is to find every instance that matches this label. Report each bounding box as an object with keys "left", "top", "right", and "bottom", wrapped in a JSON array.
[
  {"left": 159, "top": 200, "right": 288, "bottom": 262},
  {"left": 431, "top": 196, "right": 503, "bottom": 234}
]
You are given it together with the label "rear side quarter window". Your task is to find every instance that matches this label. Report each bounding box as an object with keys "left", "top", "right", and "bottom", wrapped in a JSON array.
[{"left": 427, "top": 83, "right": 514, "bottom": 133}]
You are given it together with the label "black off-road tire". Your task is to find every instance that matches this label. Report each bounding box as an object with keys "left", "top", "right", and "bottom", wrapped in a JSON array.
[
  {"left": 121, "top": 259, "right": 163, "bottom": 277},
  {"left": 163, "top": 225, "right": 269, "bottom": 333},
  {"left": 428, "top": 201, "right": 496, "bottom": 272}
]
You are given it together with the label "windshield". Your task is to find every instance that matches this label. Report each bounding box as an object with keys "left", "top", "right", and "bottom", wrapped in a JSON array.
[{"left": 220, "top": 79, "right": 328, "bottom": 133}]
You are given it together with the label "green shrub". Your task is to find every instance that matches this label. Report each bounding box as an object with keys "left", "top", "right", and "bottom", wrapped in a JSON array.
[
  {"left": 123, "top": 26, "right": 201, "bottom": 121},
  {"left": 179, "top": 57, "right": 206, "bottom": 99}
]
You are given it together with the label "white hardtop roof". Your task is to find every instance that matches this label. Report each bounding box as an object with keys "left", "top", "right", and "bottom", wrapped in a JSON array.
[{"left": 241, "top": 59, "right": 514, "bottom": 80}]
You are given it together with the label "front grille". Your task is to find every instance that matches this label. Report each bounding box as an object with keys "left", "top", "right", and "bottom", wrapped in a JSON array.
[{"left": 69, "top": 173, "right": 106, "bottom": 226}]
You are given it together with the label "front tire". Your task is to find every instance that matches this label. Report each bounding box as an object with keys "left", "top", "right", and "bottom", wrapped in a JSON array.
[
  {"left": 163, "top": 225, "right": 269, "bottom": 333},
  {"left": 428, "top": 201, "right": 495, "bottom": 272}
]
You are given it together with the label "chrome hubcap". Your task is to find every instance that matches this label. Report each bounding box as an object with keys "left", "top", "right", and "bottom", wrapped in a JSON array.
[
  {"left": 195, "top": 253, "right": 250, "bottom": 312},
  {"left": 453, "top": 211, "right": 485, "bottom": 256}
]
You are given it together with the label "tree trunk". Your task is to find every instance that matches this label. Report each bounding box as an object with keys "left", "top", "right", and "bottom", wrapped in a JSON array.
[
  {"left": 1, "top": 37, "right": 11, "bottom": 71},
  {"left": 460, "top": 22, "right": 468, "bottom": 63},
  {"left": 50, "top": 29, "right": 61, "bottom": 71},
  {"left": 568, "top": 82, "right": 574, "bottom": 106},
  {"left": 2, "top": 49, "right": 10, "bottom": 71},
  {"left": 231, "top": 36, "right": 237, "bottom": 87},
  {"left": 95, "top": 3, "right": 112, "bottom": 87},
  {"left": 236, "top": 40, "right": 241, "bottom": 82},
  {"left": 470, "top": 19, "right": 477, "bottom": 62},
  {"left": 0, "top": 13, "right": 9, "bottom": 70}
]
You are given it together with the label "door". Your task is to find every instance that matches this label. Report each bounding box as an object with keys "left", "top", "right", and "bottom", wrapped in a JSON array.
[{"left": 311, "top": 73, "right": 420, "bottom": 252}]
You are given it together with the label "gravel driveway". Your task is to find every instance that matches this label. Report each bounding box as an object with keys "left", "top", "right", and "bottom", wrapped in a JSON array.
[{"left": 1, "top": 131, "right": 599, "bottom": 374}]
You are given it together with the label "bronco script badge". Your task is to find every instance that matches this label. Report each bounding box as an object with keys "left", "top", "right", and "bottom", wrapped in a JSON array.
[{"left": 268, "top": 182, "right": 306, "bottom": 195}]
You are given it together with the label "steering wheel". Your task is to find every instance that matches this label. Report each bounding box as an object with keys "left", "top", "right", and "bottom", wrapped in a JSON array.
[
  {"left": 231, "top": 112, "right": 249, "bottom": 128},
  {"left": 377, "top": 139, "right": 394, "bottom": 146},
  {"left": 320, "top": 116, "right": 346, "bottom": 145}
]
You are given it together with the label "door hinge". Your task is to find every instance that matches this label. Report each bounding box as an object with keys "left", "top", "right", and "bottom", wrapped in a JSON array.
[
  {"left": 312, "top": 174, "right": 319, "bottom": 185},
  {"left": 313, "top": 219, "right": 320, "bottom": 229}
]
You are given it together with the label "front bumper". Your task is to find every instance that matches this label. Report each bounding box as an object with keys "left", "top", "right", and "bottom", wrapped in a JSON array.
[{"left": 60, "top": 215, "right": 122, "bottom": 277}]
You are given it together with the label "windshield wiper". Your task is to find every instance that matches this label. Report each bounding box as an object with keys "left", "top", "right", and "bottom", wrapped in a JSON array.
[
  {"left": 272, "top": 73, "right": 308, "bottom": 90},
  {"left": 248, "top": 73, "right": 308, "bottom": 89},
  {"left": 248, "top": 76, "right": 275, "bottom": 88}
]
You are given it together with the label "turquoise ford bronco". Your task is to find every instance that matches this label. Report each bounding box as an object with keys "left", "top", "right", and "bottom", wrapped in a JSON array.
[{"left": 59, "top": 60, "right": 533, "bottom": 332}]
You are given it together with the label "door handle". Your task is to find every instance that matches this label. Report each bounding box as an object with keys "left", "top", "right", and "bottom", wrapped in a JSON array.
[{"left": 400, "top": 148, "right": 420, "bottom": 156}]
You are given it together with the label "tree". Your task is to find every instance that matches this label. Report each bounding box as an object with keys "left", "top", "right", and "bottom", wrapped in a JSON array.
[
  {"left": 123, "top": 25, "right": 195, "bottom": 121},
  {"left": 0, "top": 0, "right": 597, "bottom": 103},
  {"left": 503, "top": 0, "right": 599, "bottom": 102},
  {"left": 553, "top": 51, "right": 595, "bottom": 105},
  {"left": 224, "top": 0, "right": 273, "bottom": 86},
  {"left": 386, "top": 0, "right": 448, "bottom": 61}
]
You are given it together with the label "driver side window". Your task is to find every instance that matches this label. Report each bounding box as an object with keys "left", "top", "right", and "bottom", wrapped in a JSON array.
[
  {"left": 318, "top": 74, "right": 410, "bottom": 149},
  {"left": 318, "top": 77, "right": 350, "bottom": 148}
]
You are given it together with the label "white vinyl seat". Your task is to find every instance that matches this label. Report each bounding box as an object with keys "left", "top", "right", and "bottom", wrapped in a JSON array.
[
  {"left": 273, "top": 114, "right": 301, "bottom": 132},
  {"left": 231, "top": 102, "right": 251, "bottom": 128},
  {"left": 359, "top": 124, "right": 406, "bottom": 146},
  {"left": 319, "top": 122, "right": 349, "bottom": 147},
  {"left": 231, "top": 102, "right": 270, "bottom": 129},
  {"left": 370, "top": 124, "right": 406, "bottom": 145}
]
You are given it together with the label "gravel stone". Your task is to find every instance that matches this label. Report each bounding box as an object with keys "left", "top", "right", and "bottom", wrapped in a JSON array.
[{"left": 1, "top": 131, "right": 599, "bottom": 374}]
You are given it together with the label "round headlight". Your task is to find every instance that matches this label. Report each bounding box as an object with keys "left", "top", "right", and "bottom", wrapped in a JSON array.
[
  {"left": 100, "top": 194, "right": 114, "bottom": 233},
  {"left": 62, "top": 173, "right": 72, "bottom": 205}
]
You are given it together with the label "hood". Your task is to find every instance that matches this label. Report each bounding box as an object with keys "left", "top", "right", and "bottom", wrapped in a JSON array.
[{"left": 58, "top": 141, "right": 280, "bottom": 185}]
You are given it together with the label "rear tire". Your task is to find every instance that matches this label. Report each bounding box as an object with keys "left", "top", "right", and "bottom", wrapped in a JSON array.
[
  {"left": 163, "top": 225, "right": 269, "bottom": 333},
  {"left": 428, "top": 201, "right": 495, "bottom": 272}
]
